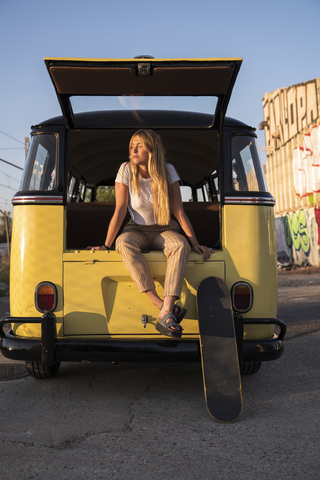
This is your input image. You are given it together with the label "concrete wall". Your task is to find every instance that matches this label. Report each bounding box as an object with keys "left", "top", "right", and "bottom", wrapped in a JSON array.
[{"left": 260, "top": 78, "right": 320, "bottom": 266}]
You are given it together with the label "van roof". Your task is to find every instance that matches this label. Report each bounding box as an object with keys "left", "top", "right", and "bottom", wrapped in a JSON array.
[{"left": 33, "top": 111, "right": 254, "bottom": 131}]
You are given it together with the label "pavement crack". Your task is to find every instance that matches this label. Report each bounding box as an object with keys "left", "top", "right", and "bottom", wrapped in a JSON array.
[
  {"left": 0, "top": 427, "right": 133, "bottom": 451},
  {"left": 125, "top": 365, "right": 168, "bottom": 431}
]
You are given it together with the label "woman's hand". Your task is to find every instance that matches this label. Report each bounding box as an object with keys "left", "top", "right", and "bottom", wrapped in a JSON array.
[
  {"left": 192, "top": 244, "right": 213, "bottom": 261},
  {"left": 85, "top": 246, "right": 108, "bottom": 250}
]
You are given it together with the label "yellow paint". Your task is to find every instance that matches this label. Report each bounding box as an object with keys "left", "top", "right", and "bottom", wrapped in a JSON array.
[
  {"left": 222, "top": 204, "right": 278, "bottom": 339},
  {"left": 10, "top": 205, "right": 64, "bottom": 337},
  {"left": 44, "top": 57, "right": 243, "bottom": 63}
]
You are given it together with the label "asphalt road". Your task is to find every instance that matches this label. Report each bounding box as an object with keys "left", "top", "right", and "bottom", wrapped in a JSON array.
[{"left": 0, "top": 270, "right": 319, "bottom": 480}]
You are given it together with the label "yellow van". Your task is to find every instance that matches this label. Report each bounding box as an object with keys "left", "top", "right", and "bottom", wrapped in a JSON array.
[{"left": 0, "top": 57, "right": 286, "bottom": 379}]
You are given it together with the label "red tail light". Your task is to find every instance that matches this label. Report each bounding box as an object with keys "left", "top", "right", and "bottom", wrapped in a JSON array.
[
  {"left": 35, "top": 282, "right": 57, "bottom": 313},
  {"left": 232, "top": 282, "right": 253, "bottom": 313}
]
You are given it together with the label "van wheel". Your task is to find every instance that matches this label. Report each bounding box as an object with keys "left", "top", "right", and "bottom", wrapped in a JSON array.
[
  {"left": 240, "top": 361, "right": 261, "bottom": 375},
  {"left": 26, "top": 361, "right": 60, "bottom": 379}
]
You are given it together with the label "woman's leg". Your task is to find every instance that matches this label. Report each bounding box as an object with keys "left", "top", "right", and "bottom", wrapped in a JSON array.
[
  {"left": 116, "top": 224, "right": 189, "bottom": 333},
  {"left": 144, "top": 289, "right": 176, "bottom": 312},
  {"left": 152, "top": 230, "right": 191, "bottom": 298},
  {"left": 150, "top": 229, "right": 191, "bottom": 327},
  {"left": 144, "top": 289, "right": 180, "bottom": 332},
  {"left": 115, "top": 230, "right": 155, "bottom": 293},
  {"left": 144, "top": 288, "right": 163, "bottom": 309}
]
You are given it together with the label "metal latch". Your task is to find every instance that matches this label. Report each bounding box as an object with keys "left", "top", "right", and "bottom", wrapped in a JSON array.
[
  {"left": 138, "top": 63, "right": 151, "bottom": 76},
  {"left": 141, "top": 314, "right": 148, "bottom": 328}
]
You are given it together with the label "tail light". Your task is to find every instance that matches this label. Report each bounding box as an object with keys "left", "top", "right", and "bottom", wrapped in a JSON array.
[
  {"left": 231, "top": 282, "right": 253, "bottom": 313},
  {"left": 35, "top": 282, "right": 57, "bottom": 313}
]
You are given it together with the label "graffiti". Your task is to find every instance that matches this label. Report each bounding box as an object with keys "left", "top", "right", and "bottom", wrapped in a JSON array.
[
  {"left": 285, "top": 210, "right": 310, "bottom": 254},
  {"left": 284, "top": 214, "right": 292, "bottom": 248},
  {"left": 276, "top": 208, "right": 319, "bottom": 266},
  {"left": 315, "top": 208, "right": 320, "bottom": 247},
  {"left": 293, "top": 124, "right": 320, "bottom": 197}
]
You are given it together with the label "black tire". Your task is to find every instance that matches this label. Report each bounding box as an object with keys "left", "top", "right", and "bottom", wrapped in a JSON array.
[
  {"left": 26, "top": 361, "right": 60, "bottom": 379},
  {"left": 240, "top": 361, "right": 261, "bottom": 375}
]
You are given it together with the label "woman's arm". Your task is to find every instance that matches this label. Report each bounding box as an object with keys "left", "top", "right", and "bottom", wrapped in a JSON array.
[
  {"left": 170, "top": 181, "right": 213, "bottom": 261},
  {"left": 88, "top": 182, "right": 129, "bottom": 250}
]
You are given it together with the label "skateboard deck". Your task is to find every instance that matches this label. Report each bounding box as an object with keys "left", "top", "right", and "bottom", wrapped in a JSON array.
[{"left": 197, "top": 276, "right": 242, "bottom": 423}]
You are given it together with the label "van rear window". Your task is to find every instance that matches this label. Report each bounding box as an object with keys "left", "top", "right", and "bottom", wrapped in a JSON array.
[
  {"left": 20, "top": 134, "right": 57, "bottom": 192},
  {"left": 69, "top": 96, "right": 218, "bottom": 127},
  {"left": 231, "top": 136, "right": 268, "bottom": 192}
]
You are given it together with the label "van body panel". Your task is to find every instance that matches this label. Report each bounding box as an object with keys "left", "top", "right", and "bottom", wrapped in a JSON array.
[
  {"left": 63, "top": 253, "right": 225, "bottom": 335},
  {"left": 45, "top": 57, "right": 242, "bottom": 95},
  {"left": 10, "top": 205, "right": 64, "bottom": 337},
  {"left": 223, "top": 204, "right": 277, "bottom": 339}
]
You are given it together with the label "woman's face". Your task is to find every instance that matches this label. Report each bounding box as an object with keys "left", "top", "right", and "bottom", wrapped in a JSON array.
[{"left": 130, "top": 135, "right": 149, "bottom": 167}]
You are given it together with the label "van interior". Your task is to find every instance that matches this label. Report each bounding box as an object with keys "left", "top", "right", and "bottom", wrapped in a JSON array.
[{"left": 66, "top": 127, "right": 221, "bottom": 250}]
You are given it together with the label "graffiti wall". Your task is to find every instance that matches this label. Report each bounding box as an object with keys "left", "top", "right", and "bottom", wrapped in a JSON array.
[
  {"left": 293, "top": 124, "right": 320, "bottom": 197},
  {"left": 261, "top": 78, "right": 320, "bottom": 266},
  {"left": 276, "top": 207, "right": 319, "bottom": 266}
]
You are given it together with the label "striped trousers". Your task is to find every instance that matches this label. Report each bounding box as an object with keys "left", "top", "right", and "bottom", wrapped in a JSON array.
[{"left": 115, "top": 219, "right": 191, "bottom": 298}]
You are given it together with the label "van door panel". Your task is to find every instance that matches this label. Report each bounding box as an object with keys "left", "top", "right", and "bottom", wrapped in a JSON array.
[{"left": 63, "top": 253, "right": 225, "bottom": 336}]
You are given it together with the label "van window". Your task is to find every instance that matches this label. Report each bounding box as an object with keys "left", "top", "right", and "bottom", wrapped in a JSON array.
[
  {"left": 96, "top": 186, "right": 115, "bottom": 202},
  {"left": 84, "top": 187, "right": 93, "bottom": 202},
  {"left": 67, "top": 176, "right": 77, "bottom": 202},
  {"left": 20, "top": 134, "right": 57, "bottom": 192},
  {"left": 180, "top": 186, "right": 192, "bottom": 202},
  {"left": 78, "top": 182, "right": 86, "bottom": 202},
  {"left": 197, "top": 184, "right": 210, "bottom": 202},
  {"left": 231, "top": 136, "right": 268, "bottom": 192},
  {"left": 70, "top": 96, "right": 218, "bottom": 128}
]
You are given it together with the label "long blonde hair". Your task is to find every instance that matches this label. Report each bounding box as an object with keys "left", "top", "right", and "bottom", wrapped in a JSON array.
[{"left": 129, "top": 129, "right": 171, "bottom": 226}]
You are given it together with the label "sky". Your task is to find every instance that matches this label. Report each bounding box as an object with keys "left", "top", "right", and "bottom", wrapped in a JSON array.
[{"left": 1, "top": 0, "right": 320, "bottom": 214}]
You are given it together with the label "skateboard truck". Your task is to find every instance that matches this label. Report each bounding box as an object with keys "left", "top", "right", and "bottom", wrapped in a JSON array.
[{"left": 141, "top": 314, "right": 148, "bottom": 328}]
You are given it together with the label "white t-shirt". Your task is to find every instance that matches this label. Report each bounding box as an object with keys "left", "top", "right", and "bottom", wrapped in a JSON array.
[{"left": 115, "top": 162, "right": 180, "bottom": 225}]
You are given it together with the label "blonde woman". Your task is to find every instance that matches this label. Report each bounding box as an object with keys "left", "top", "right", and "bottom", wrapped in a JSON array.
[{"left": 90, "top": 129, "right": 213, "bottom": 338}]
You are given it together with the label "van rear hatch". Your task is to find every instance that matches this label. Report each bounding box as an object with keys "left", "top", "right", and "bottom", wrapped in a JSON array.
[{"left": 44, "top": 57, "right": 242, "bottom": 130}]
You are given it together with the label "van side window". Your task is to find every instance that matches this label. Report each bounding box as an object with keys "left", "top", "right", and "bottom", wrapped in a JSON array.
[
  {"left": 181, "top": 177, "right": 218, "bottom": 203},
  {"left": 96, "top": 186, "right": 115, "bottom": 202},
  {"left": 77, "top": 182, "right": 86, "bottom": 202},
  {"left": 20, "top": 134, "right": 57, "bottom": 191},
  {"left": 212, "top": 171, "right": 220, "bottom": 202},
  {"left": 84, "top": 187, "right": 93, "bottom": 202},
  {"left": 231, "top": 136, "right": 268, "bottom": 192},
  {"left": 67, "top": 176, "right": 77, "bottom": 202},
  {"left": 180, "top": 186, "right": 192, "bottom": 202}
]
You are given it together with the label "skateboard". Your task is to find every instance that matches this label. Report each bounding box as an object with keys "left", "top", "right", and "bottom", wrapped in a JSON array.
[{"left": 197, "top": 276, "right": 242, "bottom": 423}]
